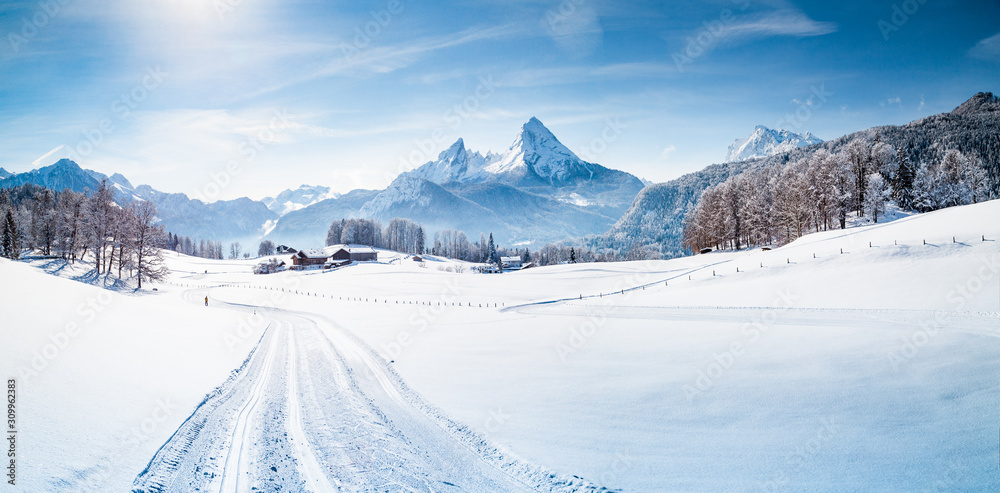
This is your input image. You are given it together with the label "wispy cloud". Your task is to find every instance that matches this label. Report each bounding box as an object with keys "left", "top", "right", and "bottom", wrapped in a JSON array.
[
  {"left": 500, "top": 62, "right": 676, "bottom": 88},
  {"left": 880, "top": 97, "right": 902, "bottom": 108},
  {"left": 541, "top": 0, "right": 604, "bottom": 58},
  {"left": 660, "top": 144, "right": 677, "bottom": 160},
  {"left": 240, "top": 23, "right": 532, "bottom": 100},
  {"left": 968, "top": 32, "right": 1000, "bottom": 61},
  {"left": 718, "top": 9, "right": 837, "bottom": 45},
  {"left": 32, "top": 145, "right": 65, "bottom": 166}
]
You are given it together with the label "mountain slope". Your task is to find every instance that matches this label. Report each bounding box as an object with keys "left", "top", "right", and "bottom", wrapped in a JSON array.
[
  {"left": 0, "top": 159, "right": 277, "bottom": 244},
  {"left": 264, "top": 189, "right": 380, "bottom": 247},
  {"left": 725, "top": 126, "right": 822, "bottom": 162},
  {"left": 358, "top": 176, "right": 510, "bottom": 239},
  {"left": 601, "top": 92, "right": 1000, "bottom": 257}
]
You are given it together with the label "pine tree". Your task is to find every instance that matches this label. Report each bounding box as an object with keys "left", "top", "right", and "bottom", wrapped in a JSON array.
[
  {"left": 2, "top": 209, "right": 18, "bottom": 259},
  {"left": 486, "top": 233, "right": 498, "bottom": 265},
  {"left": 893, "top": 148, "right": 916, "bottom": 210}
]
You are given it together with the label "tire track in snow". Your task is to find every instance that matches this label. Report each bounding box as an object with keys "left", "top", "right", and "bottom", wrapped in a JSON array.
[
  {"left": 137, "top": 287, "right": 607, "bottom": 492},
  {"left": 284, "top": 324, "right": 339, "bottom": 492},
  {"left": 218, "top": 323, "right": 279, "bottom": 493}
]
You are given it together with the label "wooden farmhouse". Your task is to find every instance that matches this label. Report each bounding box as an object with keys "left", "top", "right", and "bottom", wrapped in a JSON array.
[
  {"left": 291, "top": 245, "right": 378, "bottom": 270},
  {"left": 291, "top": 249, "right": 329, "bottom": 268}
]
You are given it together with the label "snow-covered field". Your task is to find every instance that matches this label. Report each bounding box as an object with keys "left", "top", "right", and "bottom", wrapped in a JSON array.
[{"left": 2, "top": 199, "right": 999, "bottom": 492}]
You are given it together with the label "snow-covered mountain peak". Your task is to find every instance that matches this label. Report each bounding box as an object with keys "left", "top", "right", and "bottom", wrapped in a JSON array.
[
  {"left": 725, "top": 126, "right": 822, "bottom": 162},
  {"left": 485, "top": 117, "right": 592, "bottom": 185},
  {"left": 0, "top": 168, "right": 12, "bottom": 179},
  {"left": 262, "top": 184, "right": 339, "bottom": 216},
  {"left": 405, "top": 138, "right": 499, "bottom": 184}
]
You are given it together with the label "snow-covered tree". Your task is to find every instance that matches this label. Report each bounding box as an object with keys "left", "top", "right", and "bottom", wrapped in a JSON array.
[
  {"left": 326, "top": 219, "right": 344, "bottom": 246},
  {"left": 131, "top": 200, "right": 169, "bottom": 288},
  {"left": 258, "top": 240, "right": 275, "bottom": 256},
  {"left": 229, "top": 242, "right": 242, "bottom": 260},
  {"left": 864, "top": 172, "right": 890, "bottom": 223}
]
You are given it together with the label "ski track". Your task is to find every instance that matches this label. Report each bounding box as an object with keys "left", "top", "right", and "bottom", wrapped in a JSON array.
[
  {"left": 132, "top": 288, "right": 605, "bottom": 492},
  {"left": 217, "top": 320, "right": 282, "bottom": 493}
]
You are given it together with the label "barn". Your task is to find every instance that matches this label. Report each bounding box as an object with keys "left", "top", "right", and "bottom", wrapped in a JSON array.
[
  {"left": 291, "top": 249, "right": 328, "bottom": 268},
  {"left": 348, "top": 246, "right": 377, "bottom": 262},
  {"left": 323, "top": 244, "right": 377, "bottom": 262}
]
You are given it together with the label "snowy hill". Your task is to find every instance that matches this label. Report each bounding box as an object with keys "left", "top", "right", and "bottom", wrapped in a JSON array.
[
  {"left": 261, "top": 184, "right": 339, "bottom": 216},
  {"left": 601, "top": 92, "right": 1000, "bottom": 256},
  {"left": 725, "top": 125, "right": 822, "bottom": 162},
  {"left": 8, "top": 198, "right": 998, "bottom": 491}
]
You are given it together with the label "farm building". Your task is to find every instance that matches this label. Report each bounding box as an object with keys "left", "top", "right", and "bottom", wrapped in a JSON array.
[
  {"left": 291, "top": 249, "right": 328, "bottom": 268},
  {"left": 348, "top": 246, "right": 377, "bottom": 262},
  {"left": 322, "top": 244, "right": 378, "bottom": 262},
  {"left": 276, "top": 245, "right": 297, "bottom": 254},
  {"left": 323, "top": 246, "right": 351, "bottom": 261},
  {"left": 500, "top": 256, "right": 522, "bottom": 270}
]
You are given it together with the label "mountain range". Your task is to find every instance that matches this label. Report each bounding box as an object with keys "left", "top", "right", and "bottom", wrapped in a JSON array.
[
  {"left": 0, "top": 118, "right": 646, "bottom": 249},
  {"left": 3, "top": 93, "right": 995, "bottom": 256},
  {"left": 725, "top": 126, "right": 823, "bottom": 162}
]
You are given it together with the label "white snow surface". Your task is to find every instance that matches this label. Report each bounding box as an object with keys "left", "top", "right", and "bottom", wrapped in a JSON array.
[
  {"left": 2, "top": 199, "right": 999, "bottom": 492},
  {"left": 725, "top": 125, "right": 823, "bottom": 162}
]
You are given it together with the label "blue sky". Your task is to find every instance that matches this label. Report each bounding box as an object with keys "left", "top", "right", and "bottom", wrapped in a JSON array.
[{"left": 0, "top": 0, "right": 997, "bottom": 201}]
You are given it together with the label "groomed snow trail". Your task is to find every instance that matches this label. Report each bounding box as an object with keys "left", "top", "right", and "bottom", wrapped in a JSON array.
[{"left": 133, "top": 290, "right": 603, "bottom": 492}]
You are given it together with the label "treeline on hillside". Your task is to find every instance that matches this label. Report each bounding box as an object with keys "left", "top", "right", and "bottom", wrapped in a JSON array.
[
  {"left": 165, "top": 233, "right": 226, "bottom": 260},
  {"left": 596, "top": 93, "right": 1000, "bottom": 258},
  {"left": 682, "top": 137, "right": 990, "bottom": 252},
  {"left": 0, "top": 182, "right": 169, "bottom": 287},
  {"left": 323, "top": 216, "right": 655, "bottom": 266},
  {"left": 326, "top": 218, "right": 426, "bottom": 255}
]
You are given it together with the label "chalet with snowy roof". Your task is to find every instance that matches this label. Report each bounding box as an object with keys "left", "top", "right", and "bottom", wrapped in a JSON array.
[
  {"left": 323, "top": 244, "right": 378, "bottom": 262},
  {"left": 500, "top": 256, "right": 522, "bottom": 269},
  {"left": 276, "top": 245, "right": 297, "bottom": 254},
  {"left": 291, "top": 249, "right": 328, "bottom": 268},
  {"left": 347, "top": 246, "right": 377, "bottom": 262}
]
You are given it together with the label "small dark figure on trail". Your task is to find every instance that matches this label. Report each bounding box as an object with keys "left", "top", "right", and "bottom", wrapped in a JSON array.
[{"left": 205, "top": 296, "right": 209, "bottom": 306}]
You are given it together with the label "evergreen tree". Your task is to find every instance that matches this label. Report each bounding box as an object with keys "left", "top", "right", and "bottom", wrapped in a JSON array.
[
  {"left": 2, "top": 209, "right": 18, "bottom": 259},
  {"left": 487, "top": 233, "right": 498, "bottom": 265},
  {"left": 893, "top": 148, "right": 916, "bottom": 210}
]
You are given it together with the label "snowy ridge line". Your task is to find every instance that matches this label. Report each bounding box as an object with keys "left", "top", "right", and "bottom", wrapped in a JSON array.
[
  {"left": 131, "top": 322, "right": 272, "bottom": 492},
  {"left": 501, "top": 259, "right": 735, "bottom": 312},
  {"left": 525, "top": 304, "right": 1000, "bottom": 318},
  {"left": 311, "top": 313, "right": 611, "bottom": 492}
]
